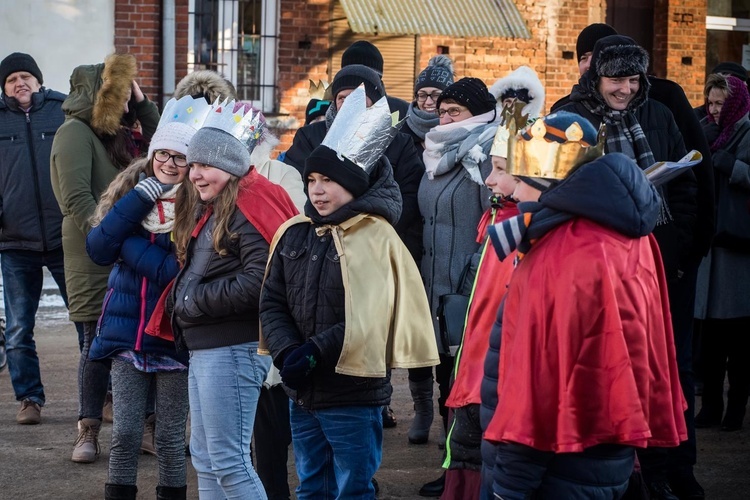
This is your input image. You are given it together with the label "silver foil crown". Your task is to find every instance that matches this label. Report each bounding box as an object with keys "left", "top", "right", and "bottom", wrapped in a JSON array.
[
  {"left": 321, "top": 85, "right": 404, "bottom": 172},
  {"left": 157, "top": 95, "right": 212, "bottom": 130},
  {"left": 203, "top": 99, "right": 265, "bottom": 152}
]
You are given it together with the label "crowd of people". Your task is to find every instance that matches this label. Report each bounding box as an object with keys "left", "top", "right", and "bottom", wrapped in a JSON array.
[{"left": 0, "top": 20, "right": 747, "bottom": 500}]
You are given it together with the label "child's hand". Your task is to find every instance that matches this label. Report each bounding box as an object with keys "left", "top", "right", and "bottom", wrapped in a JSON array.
[
  {"left": 134, "top": 173, "right": 173, "bottom": 202},
  {"left": 280, "top": 341, "right": 319, "bottom": 390}
]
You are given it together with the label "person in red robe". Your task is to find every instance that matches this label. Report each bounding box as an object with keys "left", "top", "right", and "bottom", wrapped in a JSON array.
[{"left": 480, "top": 111, "right": 687, "bottom": 498}]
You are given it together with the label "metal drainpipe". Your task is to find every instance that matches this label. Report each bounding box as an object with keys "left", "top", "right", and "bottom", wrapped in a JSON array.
[{"left": 162, "top": 0, "right": 176, "bottom": 106}]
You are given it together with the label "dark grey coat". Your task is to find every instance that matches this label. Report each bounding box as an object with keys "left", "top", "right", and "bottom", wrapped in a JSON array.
[{"left": 0, "top": 88, "right": 66, "bottom": 252}]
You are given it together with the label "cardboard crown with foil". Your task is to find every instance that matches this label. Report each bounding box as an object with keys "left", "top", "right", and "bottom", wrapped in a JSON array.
[
  {"left": 321, "top": 84, "right": 404, "bottom": 172},
  {"left": 203, "top": 98, "right": 265, "bottom": 152},
  {"left": 158, "top": 95, "right": 213, "bottom": 130},
  {"left": 493, "top": 103, "right": 606, "bottom": 179}
]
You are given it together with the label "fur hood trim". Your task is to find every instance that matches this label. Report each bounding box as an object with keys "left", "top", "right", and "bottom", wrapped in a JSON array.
[
  {"left": 91, "top": 54, "right": 137, "bottom": 136},
  {"left": 173, "top": 70, "right": 236, "bottom": 102},
  {"left": 250, "top": 131, "right": 280, "bottom": 167},
  {"left": 489, "top": 66, "right": 545, "bottom": 118}
]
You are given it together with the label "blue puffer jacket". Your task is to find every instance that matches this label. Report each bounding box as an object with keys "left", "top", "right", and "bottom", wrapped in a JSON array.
[
  {"left": 0, "top": 89, "right": 66, "bottom": 251},
  {"left": 86, "top": 188, "right": 186, "bottom": 365}
]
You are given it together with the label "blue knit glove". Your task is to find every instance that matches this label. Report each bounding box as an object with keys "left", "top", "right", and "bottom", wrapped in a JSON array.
[
  {"left": 280, "top": 341, "right": 320, "bottom": 390},
  {"left": 134, "top": 173, "right": 172, "bottom": 203},
  {"left": 712, "top": 149, "right": 735, "bottom": 177}
]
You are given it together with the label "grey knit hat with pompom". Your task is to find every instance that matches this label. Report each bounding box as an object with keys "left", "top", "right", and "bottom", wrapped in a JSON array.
[{"left": 414, "top": 55, "right": 454, "bottom": 93}]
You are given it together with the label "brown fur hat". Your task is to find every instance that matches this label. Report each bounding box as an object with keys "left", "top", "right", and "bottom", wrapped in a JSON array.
[
  {"left": 174, "top": 70, "right": 237, "bottom": 103},
  {"left": 91, "top": 54, "right": 137, "bottom": 136}
]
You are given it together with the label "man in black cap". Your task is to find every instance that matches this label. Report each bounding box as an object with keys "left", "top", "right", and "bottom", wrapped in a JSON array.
[
  {"left": 0, "top": 52, "right": 73, "bottom": 425},
  {"left": 341, "top": 40, "right": 410, "bottom": 120}
]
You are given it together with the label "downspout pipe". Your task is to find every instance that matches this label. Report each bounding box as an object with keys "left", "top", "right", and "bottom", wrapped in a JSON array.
[{"left": 162, "top": 0, "right": 176, "bottom": 106}]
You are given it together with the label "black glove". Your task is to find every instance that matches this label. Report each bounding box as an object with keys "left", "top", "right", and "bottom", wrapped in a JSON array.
[
  {"left": 712, "top": 149, "right": 736, "bottom": 177},
  {"left": 280, "top": 341, "right": 320, "bottom": 390},
  {"left": 134, "top": 173, "right": 173, "bottom": 202}
]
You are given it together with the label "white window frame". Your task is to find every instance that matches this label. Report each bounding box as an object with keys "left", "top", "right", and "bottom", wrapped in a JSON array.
[
  {"left": 706, "top": 15, "right": 750, "bottom": 32},
  {"left": 188, "top": 0, "right": 278, "bottom": 112}
]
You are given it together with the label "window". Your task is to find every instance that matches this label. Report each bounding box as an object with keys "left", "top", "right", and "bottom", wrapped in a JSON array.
[
  {"left": 188, "top": 0, "right": 279, "bottom": 111},
  {"left": 706, "top": 0, "right": 750, "bottom": 76}
]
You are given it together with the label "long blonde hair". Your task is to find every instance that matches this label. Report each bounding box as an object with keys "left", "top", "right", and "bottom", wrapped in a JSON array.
[
  {"left": 173, "top": 174, "right": 241, "bottom": 264},
  {"left": 90, "top": 156, "right": 154, "bottom": 227}
]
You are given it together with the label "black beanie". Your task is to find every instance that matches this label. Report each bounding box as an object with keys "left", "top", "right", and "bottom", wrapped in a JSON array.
[
  {"left": 437, "top": 77, "right": 496, "bottom": 117},
  {"left": 341, "top": 41, "right": 384, "bottom": 76},
  {"left": 415, "top": 55, "right": 454, "bottom": 93},
  {"left": 0, "top": 52, "right": 44, "bottom": 86},
  {"left": 576, "top": 23, "right": 617, "bottom": 62},
  {"left": 712, "top": 62, "right": 748, "bottom": 82},
  {"left": 331, "top": 65, "right": 386, "bottom": 104},
  {"left": 305, "top": 98, "right": 331, "bottom": 125},
  {"left": 304, "top": 145, "right": 370, "bottom": 198}
]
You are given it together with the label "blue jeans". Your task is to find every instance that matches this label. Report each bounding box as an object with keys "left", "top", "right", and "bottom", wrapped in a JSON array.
[
  {"left": 188, "top": 341, "right": 270, "bottom": 499},
  {"left": 2, "top": 249, "right": 69, "bottom": 405},
  {"left": 290, "top": 403, "right": 383, "bottom": 500}
]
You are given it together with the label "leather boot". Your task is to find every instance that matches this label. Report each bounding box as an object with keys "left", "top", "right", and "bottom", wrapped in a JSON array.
[
  {"left": 418, "top": 472, "right": 445, "bottom": 497},
  {"left": 156, "top": 485, "right": 187, "bottom": 500},
  {"left": 141, "top": 413, "right": 157, "bottom": 456},
  {"left": 104, "top": 483, "right": 137, "bottom": 500},
  {"left": 408, "top": 377, "right": 434, "bottom": 444},
  {"left": 71, "top": 418, "right": 101, "bottom": 463}
]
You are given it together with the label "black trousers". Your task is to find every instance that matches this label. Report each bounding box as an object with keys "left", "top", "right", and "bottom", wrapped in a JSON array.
[
  {"left": 699, "top": 316, "right": 750, "bottom": 417},
  {"left": 253, "top": 385, "right": 292, "bottom": 500}
]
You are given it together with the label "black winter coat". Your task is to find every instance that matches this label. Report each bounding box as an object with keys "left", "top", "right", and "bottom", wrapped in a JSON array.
[
  {"left": 284, "top": 120, "right": 424, "bottom": 263},
  {"left": 555, "top": 98, "right": 697, "bottom": 279},
  {"left": 0, "top": 89, "right": 66, "bottom": 252},
  {"left": 260, "top": 157, "right": 400, "bottom": 409},
  {"left": 171, "top": 207, "right": 269, "bottom": 351}
]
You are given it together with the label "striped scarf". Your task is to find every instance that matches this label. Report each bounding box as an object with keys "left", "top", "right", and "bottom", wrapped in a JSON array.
[{"left": 487, "top": 202, "right": 571, "bottom": 262}]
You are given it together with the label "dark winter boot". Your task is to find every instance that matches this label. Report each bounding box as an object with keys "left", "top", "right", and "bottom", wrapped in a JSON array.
[
  {"left": 156, "top": 485, "right": 188, "bottom": 500},
  {"left": 104, "top": 483, "right": 137, "bottom": 500},
  {"left": 408, "top": 377, "right": 434, "bottom": 444}
]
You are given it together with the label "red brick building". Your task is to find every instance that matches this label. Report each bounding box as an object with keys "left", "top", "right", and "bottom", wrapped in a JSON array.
[{"left": 115, "top": 0, "right": 709, "bottom": 152}]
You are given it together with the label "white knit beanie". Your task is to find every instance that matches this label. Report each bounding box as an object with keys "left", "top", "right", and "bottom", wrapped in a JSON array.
[{"left": 147, "top": 122, "right": 197, "bottom": 159}]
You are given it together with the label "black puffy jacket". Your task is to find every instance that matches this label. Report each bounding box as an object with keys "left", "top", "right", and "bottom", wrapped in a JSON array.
[
  {"left": 171, "top": 206, "right": 270, "bottom": 351},
  {"left": 260, "top": 158, "right": 401, "bottom": 409},
  {"left": 284, "top": 120, "right": 424, "bottom": 263}
]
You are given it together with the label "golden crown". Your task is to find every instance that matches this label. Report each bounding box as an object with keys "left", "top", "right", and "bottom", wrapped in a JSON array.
[
  {"left": 309, "top": 79, "right": 331, "bottom": 100},
  {"left": 504, "top": 105, "right": 606, "bottom": 180}
]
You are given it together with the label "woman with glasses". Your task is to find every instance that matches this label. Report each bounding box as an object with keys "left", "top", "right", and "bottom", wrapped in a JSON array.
[
  {"left": 403, "top": 55, "right": 454, "bottom": 154},
  {"left": 84, "top": 96, "right": 211, "bottom": 500},
  {"left": 410, "top": 76, "right": 500, "bottom": 495}
]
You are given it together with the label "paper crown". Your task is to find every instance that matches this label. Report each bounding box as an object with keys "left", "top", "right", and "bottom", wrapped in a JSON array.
[
  {"left": 490, "top": 101, "right": 528, "bottom": 158},
  {"left": 500, "top": 104, "right": 606, "bottom": 180},
  {"left": 202, "top": 98, "right": 265, "bottom": 152},
  {"left": 309, "top": 79, "right": 330, "bottom": 100},
  {"left": 157, "top": 95, "right": 213, "bottom": 130},
  {"left": 321, "top": 84, "right": 404, "bottom": 172}
]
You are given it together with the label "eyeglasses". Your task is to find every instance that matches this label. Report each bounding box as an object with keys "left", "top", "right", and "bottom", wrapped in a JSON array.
[
  {"left": 417, "top": 91, "right": 442, "bottom": 102},
  {"left": 437, "top": 106, "right": 467, "bottom": 118},
  {"left": 153, "top": 150, "right": 188, "bottom": 168}
]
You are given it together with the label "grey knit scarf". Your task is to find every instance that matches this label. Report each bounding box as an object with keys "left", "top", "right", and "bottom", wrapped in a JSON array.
[{"left": 405, "top": 102, "right": 439, "bottom": 141}]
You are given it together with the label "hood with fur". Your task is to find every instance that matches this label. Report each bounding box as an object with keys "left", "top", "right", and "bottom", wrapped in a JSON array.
[
  {"left": 489, "top": 66, "right": 545, "bottom": 118},
  {"left": 173, "top": 70, "right": 236, "bottom": 103},
  {"left": 62, "top": 53, "right": 137, "bottom": 136}
]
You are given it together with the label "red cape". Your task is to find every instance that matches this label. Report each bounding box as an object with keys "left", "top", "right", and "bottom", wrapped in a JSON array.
[
  {"left": 483, "top": 219, "right": 687, "bottom": 452},
  {"left": 446, "top": 202, "right": 518, "bottom": 408},
  {"left": 145, "top": 169, "right": 299, "bottom": 341}
]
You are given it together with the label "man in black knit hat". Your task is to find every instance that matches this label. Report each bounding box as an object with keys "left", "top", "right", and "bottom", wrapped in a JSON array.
[{"left": 0, "top": 53, "right": 75, "bottom": 425}]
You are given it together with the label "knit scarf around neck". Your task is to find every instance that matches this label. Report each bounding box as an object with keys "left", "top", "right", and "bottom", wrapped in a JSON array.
[
  {"left": 423, "top": 109, "right": 499, "bottom": 184},
  {"left": 487, "top": 201, "right": 571, "bottom": 262},
  {"left": 141, "top": 184, "right": 180, "bottom": 234},
  {"left": 707, "top": 77, "right": 750, "bottom": 152},
  {"left": 405, "top": 102, "right": 440, "bottom": 141}
]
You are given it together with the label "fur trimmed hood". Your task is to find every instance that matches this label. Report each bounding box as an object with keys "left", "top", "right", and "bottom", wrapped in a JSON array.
[
  {"left": 173, "top": 70, "right": 236, "bottom": 103},
  {"left": 489, "top": 66, "right": 545, "bottom": 118},
  {"left": 62, "top": 53, "right": 137, "bottom": 136}
]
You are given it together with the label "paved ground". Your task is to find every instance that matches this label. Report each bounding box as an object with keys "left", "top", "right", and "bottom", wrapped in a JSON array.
[{"left": 0, "top": 319, "right": 748, "bottom": 499}]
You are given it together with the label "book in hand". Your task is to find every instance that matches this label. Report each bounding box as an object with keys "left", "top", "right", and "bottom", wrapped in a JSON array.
[{"left": 644, "top": 150, "right": 703, "bottom": 187}]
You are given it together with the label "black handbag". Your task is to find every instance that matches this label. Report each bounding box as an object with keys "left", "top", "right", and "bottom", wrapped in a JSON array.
[
  {"left": 437, "top": 260, "right": 474, "bottom": 356},
  {"left": 714, "top": 121, "right": 750, "bottom": 252}
]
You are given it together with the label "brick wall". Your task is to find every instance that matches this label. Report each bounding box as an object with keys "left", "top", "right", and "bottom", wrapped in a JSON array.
[
  {"left": 114, "top": 0, "right": 190, "bottom": 106},
  {"left": 653, "top": 0, "right": 707, "bottom": 106}
]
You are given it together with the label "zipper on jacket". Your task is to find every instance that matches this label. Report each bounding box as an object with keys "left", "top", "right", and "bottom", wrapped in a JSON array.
[
  {"left": 25, "top": 112, "right": 49, "bottom": 252},
  {"left": 96, "top": 288, "right": 115, "bottom": 336},
  {"left": 135, "top": 233, "right": 157, "bottom": 352}
]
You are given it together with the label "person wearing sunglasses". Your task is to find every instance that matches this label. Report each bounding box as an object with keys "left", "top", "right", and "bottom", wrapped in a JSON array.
[{"left": 403, "top": 55, "right": 454, "bottom": 155}]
